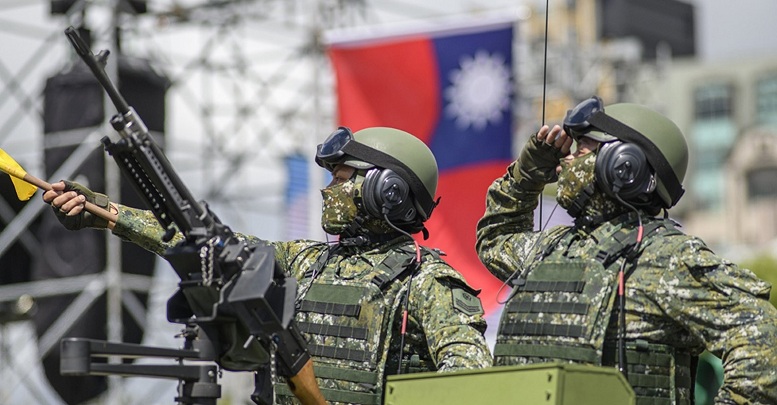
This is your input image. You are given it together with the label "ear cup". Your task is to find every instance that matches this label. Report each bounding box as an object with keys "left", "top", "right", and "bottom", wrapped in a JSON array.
[
  {"left": 595, "top": 141, "right": 656, "bottom": 202},
  {"left": 361, "top": 168, "right": 417, "bottom": 223}
]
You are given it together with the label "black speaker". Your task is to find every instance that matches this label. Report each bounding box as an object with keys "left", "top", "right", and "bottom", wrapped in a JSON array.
[
  {"left": 51, "top": 0, "right": 147, "bottom": 15},
  {"left": 595, "top": 141, "right": 656, "bottom": 203},
  {"left": 32, "top": 55, "right": 168, "bottom": 405},
  {"left": 361, "top": 168, "right": 417, "bottom": 224},
  {"left": 0, "top": 175, "right": 34, "bottom": 287}
]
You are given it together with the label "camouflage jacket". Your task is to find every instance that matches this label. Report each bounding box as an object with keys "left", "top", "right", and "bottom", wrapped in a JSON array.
[
  {"left": 111, "top": 205, "right": 491, "bottom": 404},
  {"left": 475, "top": 160, "right": 777, "bottom": 405}
]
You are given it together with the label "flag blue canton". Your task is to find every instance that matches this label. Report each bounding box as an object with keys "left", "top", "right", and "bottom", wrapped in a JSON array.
[
  {"left": 429, "top": 26, "right": 514, "bottom": 171},
  {"left": 284, "top": 154, "right": 309, "bottom": 240}
]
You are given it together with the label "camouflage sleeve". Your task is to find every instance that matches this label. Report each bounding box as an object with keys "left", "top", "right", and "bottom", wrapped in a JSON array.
[
  {"left": 270, "top": 240, "right": 330, "bottom": 280},
  {"left": 111, "top": 204, "right": 182, "bottom": 255},
  {"left": 111, "top": 204, "right": 267, "bottom": 256},
  {"left": 650, "top": 237, "right": 777, "bottom": 404},
  {"left": 476, "top": 135, "right": 563, "bottom": 282},
  {"left": 407, "top": 261, "right": 492, "bottom": 372}
]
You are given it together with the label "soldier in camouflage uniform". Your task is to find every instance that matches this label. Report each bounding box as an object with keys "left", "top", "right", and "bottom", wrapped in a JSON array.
[
  {"left": 45, "top": 126, "right": 491, "bottom": 405},
  {"left": 476, "top": 97, "right": 777, "bottom": 404}
]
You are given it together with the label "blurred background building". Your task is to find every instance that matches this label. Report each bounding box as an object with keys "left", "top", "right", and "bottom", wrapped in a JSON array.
[{"left": 0, "top": 0, "right": 775, "bottom": 404}]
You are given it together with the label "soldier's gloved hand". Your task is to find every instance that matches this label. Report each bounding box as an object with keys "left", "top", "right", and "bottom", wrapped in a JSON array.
[
  {"left": 512, "top": 125, "right": 571, "bottom": 191},
  {"left": 50, "top": 181, "right": 112, "bottom": 230}
]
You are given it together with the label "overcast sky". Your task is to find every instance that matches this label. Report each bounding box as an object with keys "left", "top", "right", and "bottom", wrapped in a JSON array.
[{"left": 692, "top": 0, "right": 777, "bottom": 61}]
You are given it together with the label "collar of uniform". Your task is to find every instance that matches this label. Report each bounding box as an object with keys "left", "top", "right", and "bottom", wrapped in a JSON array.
[
  {"left": 585, "top": 211, "right": 649, "bottom": 241},
  {"left": 337, "top": 232, "right": 411, "bottom": 252}
]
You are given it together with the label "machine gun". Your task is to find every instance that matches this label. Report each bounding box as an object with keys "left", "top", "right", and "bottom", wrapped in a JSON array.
[{"left": 61, "top": 26, "right": 325, "bottom": 405}]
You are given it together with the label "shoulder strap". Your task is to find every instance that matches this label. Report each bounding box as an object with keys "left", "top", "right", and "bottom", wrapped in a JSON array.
[
  {"left": 303, "top": 245, "right": 331, "bottom": 278},
  {"left": 536, "top": 226, "right": 576, "bottom": 260},
  {"left": 595, "top": 218, "right": 681, "bottom": 267},
  {"left": 371, "top": 247, "right": 417, "bottom": 290},
  {"left": 369, "top": 244, "right": 445, "bottom": 291}
]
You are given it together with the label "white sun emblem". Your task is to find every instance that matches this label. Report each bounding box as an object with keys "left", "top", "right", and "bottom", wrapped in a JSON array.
[{"left": 444, "top": 50, "right": 511, "bottom": 131}]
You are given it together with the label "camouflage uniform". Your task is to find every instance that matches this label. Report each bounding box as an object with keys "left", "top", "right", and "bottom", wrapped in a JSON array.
[
  {"left": 475, "top": 137, "right": 777, "bottom": 404},
  {"left": 112, "top": 205, "right": 491, "bottom": 405}
]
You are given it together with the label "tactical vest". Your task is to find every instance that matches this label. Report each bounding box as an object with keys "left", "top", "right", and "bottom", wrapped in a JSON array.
[
  {"left": 494, "top": 218, "right": 694, "bottom": 405},
  {"left": 275, "top": 244, "right": 440, "bottom": 404}
]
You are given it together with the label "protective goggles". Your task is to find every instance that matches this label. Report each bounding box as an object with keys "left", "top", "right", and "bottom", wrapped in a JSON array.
[
  {"left": 562, "top": 96, "right": 684, "bottom": 207},
  {"left": 315, "top": 126, "right": 354, "bottom": 166},
  {"left": 562, "top": 96, "right": 606, "bottom": 141}
]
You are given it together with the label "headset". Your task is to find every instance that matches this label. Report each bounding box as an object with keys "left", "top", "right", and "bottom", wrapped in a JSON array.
[
  {"left": 594, "top": 140, "right": 657, "bottom": 205},
  {"left": 360, "top": 168, "right": 418, "bottom": 224}
]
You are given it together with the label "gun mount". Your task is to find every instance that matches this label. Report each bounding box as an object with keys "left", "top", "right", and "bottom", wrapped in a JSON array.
[
  {"left": 61, "top": 326, "right": 220, "bottom": 405},
  {"left": 61, "top": 26, "right": 324, "bottom": 405}
]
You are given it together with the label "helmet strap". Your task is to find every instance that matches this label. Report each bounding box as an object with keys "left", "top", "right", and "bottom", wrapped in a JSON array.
[
  {"left": 339, "top": 227, "right": 405, "bottom": 247},
  {"left": 339, "top": 214, "right": 365, "bottom": 238},
  {"left": 565, "top": 183, "right": 595, "bottom": 218}
]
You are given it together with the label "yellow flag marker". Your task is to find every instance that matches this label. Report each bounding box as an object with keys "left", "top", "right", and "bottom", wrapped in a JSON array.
[
  {"left": 0, "top": 148, "right": 38, "bottom": 200},
  {"left": 0, "top": 147, "right": 117, "bottom": 224}
]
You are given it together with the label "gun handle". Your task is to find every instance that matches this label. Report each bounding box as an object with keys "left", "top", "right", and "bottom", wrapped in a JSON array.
[{"left": 287, "top": 358, "right": 327, "bottom": 405}]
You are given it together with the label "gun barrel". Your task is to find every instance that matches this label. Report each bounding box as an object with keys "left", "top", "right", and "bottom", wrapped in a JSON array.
[
  {"left": 64, "top": 26, "right": 130, "bottom": 113},
  {"left": 64, "top": 26, "right": 89, "bottom": 56}
]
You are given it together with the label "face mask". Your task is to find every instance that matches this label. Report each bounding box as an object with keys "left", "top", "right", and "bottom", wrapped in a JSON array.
[
  {"left": 320, "top": 179, "right": 359, "bottom": 235},
  {"left": 557, "top": 151, "right": 629, "bottom": 222},
  {"left": 556, "top": 152, "right": 597, "bottom": 212}
]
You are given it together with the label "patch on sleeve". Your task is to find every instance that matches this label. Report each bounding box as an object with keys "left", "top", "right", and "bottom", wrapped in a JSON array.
[{"left": 452, "top": 288, "right": 484, "bottom": 316}]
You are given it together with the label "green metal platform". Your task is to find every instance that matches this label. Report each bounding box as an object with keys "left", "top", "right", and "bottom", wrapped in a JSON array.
[{"left": 384, "top": 363, "right": 635, "bottom": 405}]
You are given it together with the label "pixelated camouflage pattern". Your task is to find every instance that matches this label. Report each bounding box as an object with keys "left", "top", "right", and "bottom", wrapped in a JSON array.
[
  {"left": 111, "top": 205, "right": 183, "bottom": 255},
  {"left": 320, "top": 179, "right": 359, "bottom": 235},
  {"left": 111, "top": 205, "right": 491, "bottom": 405},
  {"left": 495, "top": 254, "right": 619, "bottom": 365},
  {"left": 352, "top": 211, "right": 398, "bottom": 236},
  {"left": 556, "top": 149, "right": 627, "bottom": 219},
  {"left": 493, "top": 217, "right": 698, "bottom": 401},
  {"left": 273, "top": 238, "right": 490, "bottom": 404},
  {"left": 556, "top": 152, "right": 597, "bottom": 211},
  {"left": 475, "top": 136, "right": 777, "bottom": 404}
]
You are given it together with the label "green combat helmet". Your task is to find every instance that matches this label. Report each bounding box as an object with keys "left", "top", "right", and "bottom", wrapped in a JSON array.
[
  {"left": 599, "top": 103, "right": 688, "bottom": 209},
  {"left": 564, "top": 97, "right": 689, "bottom": 210},
  {"left": 316, "top": 126, "right": 439, "bottom": 231}
]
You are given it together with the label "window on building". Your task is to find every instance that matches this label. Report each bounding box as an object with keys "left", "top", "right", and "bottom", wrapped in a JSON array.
[
  {"left": 694, "top": 83, "right": 733, "bottom": 120},
  {"left": 756, "top": 74, "right": 777, "bottom": 126},
  {"left": 689, "top": 120, "right": 736, "bottom": 211},
  {"left": 747, "top": 167, "right": 777, "bottom": 200}
]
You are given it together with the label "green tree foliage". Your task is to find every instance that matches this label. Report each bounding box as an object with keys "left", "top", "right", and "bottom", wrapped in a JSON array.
[{"left": 741, "top": 254, "right": 777, "bottom": 308}]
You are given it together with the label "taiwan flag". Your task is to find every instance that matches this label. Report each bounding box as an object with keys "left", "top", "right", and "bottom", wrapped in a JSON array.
[{"left": 327, "top": 18, "right": 515, "bottom": 314}]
